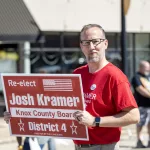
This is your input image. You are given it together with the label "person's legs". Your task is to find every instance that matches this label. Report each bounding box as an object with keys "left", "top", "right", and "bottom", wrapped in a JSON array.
[
  {"left": 147, "top": 123, "right": 150, "bottom": 147},
  {"left": 16, "top": 137, "right": 22, "bottom": 146},
  {"left": 47, "top": 138, "right": 55, "bottom": 150},
  {"left": 137, "top": 125, "right": 143, "bottom": 140},
  {"left": 136, "top": 126, "right": 146, "bottom": 148},
  {"left": 136, "top": 107, "right": 148, "bottom": 148},
  {"left": 146, "top": 108, "right": 150, "bottom": 147},
  {"left": 16, "top": 137, "right": 23, "bottom": 150},
  {"left": 36, "top": 137, "right": 52, "bottom": 150},
  {"left": 23, "top": 137, "right": 30, "bottom": 150},
  {"left": 39, "top": 144, "right": 45, "bottom": 149}
]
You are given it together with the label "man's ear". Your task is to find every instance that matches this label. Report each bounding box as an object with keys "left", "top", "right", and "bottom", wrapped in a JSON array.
[
  {"left": 80, "top": 43, "right": 83, "bottom": 49},
  {"left": 105, "top": 39, "right": 108, "bottom": 49}
]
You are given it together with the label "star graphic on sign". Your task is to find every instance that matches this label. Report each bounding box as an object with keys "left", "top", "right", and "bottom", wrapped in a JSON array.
[
  {"left": 70, "top": 121, "right": 77, "bottom": 135},
  {"left": 18, "top": 119, "right": 25, "bottom": 132}
]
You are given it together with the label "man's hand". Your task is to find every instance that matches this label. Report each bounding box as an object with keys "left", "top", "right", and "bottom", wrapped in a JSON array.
[
  {"left": 74, "top": 111, "right": 95, "bottom": 127},
  {"left": 4, "top": 111, "right": 11, "bottom": 124}
]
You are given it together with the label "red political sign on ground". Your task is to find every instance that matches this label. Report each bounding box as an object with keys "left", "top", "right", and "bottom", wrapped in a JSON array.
[{"left": 1, "top": 74, "right": 88, "bottom": 140}]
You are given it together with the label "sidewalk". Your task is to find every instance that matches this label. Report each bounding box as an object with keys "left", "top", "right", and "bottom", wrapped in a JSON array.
[
  {"left": 0, "top": 118, "right": 16, "bottom": 144},
  {"left": 120, "top": 124, "right": 149, "bottom": 150},
  {"left": 0, "top": 117, "right": 150, "bottom": 150}
]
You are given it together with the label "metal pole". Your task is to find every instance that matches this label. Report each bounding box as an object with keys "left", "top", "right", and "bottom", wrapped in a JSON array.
[
  {"left": 24, "top": 42, "right": 31, "bottom": 73},
  {"left": 121, "top": 0, "right": 128, "bottom": 76},
  {"left": 133, "top": 33, "right": 136, "bottom": 74}
]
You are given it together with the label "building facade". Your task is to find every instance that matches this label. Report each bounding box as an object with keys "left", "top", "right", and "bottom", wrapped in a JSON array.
[
  {"left": 25, "top": 0, "right": 150, "bottom": 80},
  {"left": 0, "top": 0, "right": 150, "bottom": 114}
]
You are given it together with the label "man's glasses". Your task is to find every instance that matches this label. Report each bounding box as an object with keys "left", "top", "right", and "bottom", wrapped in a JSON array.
[{"left": 80, "top": 38, "right": 105, "bottom": 46}]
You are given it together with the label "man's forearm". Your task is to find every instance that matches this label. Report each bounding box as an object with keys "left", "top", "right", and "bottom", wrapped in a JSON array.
[
  {"left": 99, "top": 108, "right": 139, "bottom": 127},
  {"left": 136, "top": 86, "right": 150, "bottom": 98}
]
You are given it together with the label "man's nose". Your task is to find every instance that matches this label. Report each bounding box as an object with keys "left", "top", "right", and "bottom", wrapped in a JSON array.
[{"left": 89, "top": 41, "right": 95, "bottom": 49}]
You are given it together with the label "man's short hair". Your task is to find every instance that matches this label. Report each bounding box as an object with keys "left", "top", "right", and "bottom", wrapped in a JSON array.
[
  {"left": 80, "top": 24, "right": 106, "bottom": 39},
  {"left": 139, "top": 60, "right": 150, "bottom": 69}
]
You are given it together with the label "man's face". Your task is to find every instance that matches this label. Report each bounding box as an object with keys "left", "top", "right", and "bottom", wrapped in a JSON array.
[
  {"left": 141, "top": 62, "right": 150, "bottom": 76},
  {"left": 143, "top": 64, "right": 150, "bottom": 76},
  {"left": 80, "top": 27, "right": 108, "bottom": 63}
]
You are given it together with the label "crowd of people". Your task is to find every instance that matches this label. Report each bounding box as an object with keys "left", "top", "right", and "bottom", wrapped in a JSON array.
[{"left": 3, "top": 24, "right": 150, "bottom": 150}]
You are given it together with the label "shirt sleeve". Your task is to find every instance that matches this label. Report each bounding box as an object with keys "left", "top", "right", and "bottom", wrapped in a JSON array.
[
  {"left": 113, "top": 82, "right": 138, "bottom": 112},
  {"left": 132, "top": 75, "right": 142, "bottom": 89}
]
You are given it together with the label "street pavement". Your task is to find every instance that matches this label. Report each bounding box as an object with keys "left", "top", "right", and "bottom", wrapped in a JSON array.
[{"left": 0, "top": 117, "right": 150, "bottom": 150}]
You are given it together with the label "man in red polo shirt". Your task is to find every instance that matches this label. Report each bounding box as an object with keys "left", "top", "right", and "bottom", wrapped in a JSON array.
[{"left": 73, "top": 24, "right": 140, "bottom": 150}]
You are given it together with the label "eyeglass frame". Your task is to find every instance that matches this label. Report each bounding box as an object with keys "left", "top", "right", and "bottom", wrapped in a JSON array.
[{"left": 80, "top": 38, "right": 106, "bottom": 46}]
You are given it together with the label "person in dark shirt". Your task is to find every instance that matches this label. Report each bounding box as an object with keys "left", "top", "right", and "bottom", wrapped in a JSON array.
[{"left": 132, "top": 60, "right": 150, "bottom": 148}]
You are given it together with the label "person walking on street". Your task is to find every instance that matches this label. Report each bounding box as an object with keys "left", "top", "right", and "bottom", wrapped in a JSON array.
[
  {"left": 132, "top": 60, "right": 150, "bottom": 148},
  {"left": 73, "top": 24, "right": 140, "bottom": 150},
  {"left": 17, "top": 137, "right": 23, "bottom": 150}
]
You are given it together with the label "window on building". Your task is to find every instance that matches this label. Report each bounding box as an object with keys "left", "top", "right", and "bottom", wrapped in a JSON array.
[
  {"left": 0, "top": 46, "right": 18, "bottom": 92},
  {"left": 64, "top": 32, "right": 80, "bottom": 48},
  {"left": 106, "top": 33, "right": 117, "bottom": 49},
  {"left": 117, "top": 33, "right": 133, "bottom": 49},
  {"left": 45, "top": 33, "right": 61, "bottom": 47},
  {"left": 135, "top": 33, "right": 150, "bottom": 71},
  {"left": 106, "top": 33, "right": 121, "bottom": 69}
]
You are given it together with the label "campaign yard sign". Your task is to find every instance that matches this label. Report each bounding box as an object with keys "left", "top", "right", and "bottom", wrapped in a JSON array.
[{"left": 1, "top": 74, "right": 88, "bottom": 140}]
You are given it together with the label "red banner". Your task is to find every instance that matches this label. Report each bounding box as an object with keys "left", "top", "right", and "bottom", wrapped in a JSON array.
[{"left": 1, "top": 74, "right": 88, "bottom": 140}]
